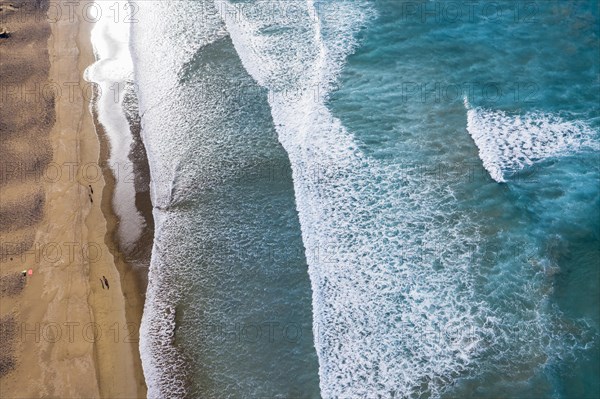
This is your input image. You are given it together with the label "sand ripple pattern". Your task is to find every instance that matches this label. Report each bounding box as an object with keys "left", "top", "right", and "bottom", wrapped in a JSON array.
[{"left": 0, "top": 0, "right": 54, "bottom": 379}]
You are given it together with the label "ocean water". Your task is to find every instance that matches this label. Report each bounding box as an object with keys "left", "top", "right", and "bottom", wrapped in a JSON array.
[
  {"left": 130, "top": 1, "right": 320, "bottom": 397},
  {"left": 124, "top": 0, "right": 599, "bottom": 398},
  {"left": 325, "top": 2, "right": 599, "bottom": 397}
]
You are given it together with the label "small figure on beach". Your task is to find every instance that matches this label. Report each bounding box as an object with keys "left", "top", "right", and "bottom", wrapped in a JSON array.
[
  {"left": 89, "top": 184, "right": 93, "bottom": 194},
  {"left": 0, "top": 27, "right": 10, "bottom": 39},
  {"left": 103, "top": 276, "right": 109, "bottom": 289},
  {"left": 100, "top": 278, "right": 105, "bottom": 289}
]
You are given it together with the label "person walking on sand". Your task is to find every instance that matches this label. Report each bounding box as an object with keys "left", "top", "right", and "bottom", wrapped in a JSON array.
[
  {"left": 103, "top": 276, "right": 109, "bottom": 289},
  {"left": 100, "top": 278, "right": 105, "bottom": 289}
]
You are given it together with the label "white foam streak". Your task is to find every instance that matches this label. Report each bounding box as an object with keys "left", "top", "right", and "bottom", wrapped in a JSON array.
[{"left": 465, "top": 99, "right": 599, "bottom": 182}]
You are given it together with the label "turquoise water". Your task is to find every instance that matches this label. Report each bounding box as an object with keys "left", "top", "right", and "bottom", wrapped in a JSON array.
[
  {"left": 328, "top": 1, "right": 599, "bottom": 397},
  {"left": 129, "top": 0, "right": 599, "bottom": 397}
]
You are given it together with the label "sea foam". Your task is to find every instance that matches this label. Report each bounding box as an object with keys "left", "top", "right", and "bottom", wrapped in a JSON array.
[{"left": 465, "top": 98, "right": 599, "bottom": 183}]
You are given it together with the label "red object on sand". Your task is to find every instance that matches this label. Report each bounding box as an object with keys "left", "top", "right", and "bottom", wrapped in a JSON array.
[{"left": 28, "top": 269, "right": 33, "bottom": 275}]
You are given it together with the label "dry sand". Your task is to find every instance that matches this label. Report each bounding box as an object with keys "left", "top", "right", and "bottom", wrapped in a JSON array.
[{"left": 1, "top": 1, "right": 147, "bottom": 397}]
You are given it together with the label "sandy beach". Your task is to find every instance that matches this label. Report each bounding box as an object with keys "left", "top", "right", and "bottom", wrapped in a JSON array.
[{"left": 1, "top": 1, "right": 147, "bottom": 397}]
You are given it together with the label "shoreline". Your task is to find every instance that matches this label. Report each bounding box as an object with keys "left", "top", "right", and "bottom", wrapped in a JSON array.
[
  {"left": 90, "top": 88, "right": 151, "bottom": 398},
  {"left": 0, "top": 1, "right": 149, "bottom": 397}
]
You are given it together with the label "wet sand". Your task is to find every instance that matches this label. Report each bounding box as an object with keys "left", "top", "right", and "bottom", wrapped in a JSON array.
[{"left": 0, "top": 1, "right": 148, "bottom": 397}]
